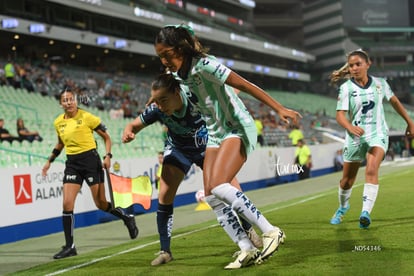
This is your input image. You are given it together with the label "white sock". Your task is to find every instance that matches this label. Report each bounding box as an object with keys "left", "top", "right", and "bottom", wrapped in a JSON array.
[
  {"left": 339, "top": 187, "right": 352, "bottom": 209},
  {"left": 212, "top": 183, "right": 274, "bottom": 234},
  {"left": 204, "top": 195, "right": 254, "bottom": 250},
  {"left": 362, "top": 183, "right": 379, "bottom": 213}
]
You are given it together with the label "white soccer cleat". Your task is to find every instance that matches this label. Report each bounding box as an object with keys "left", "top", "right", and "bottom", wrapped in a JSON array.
[
  {"left": 151, "top": 251, "right": 173, "bottom": 266},
  {"left": 261, "top": 227, "right": 286, "bottom": 260},
  {"left": 224, "top": 249, "right": 262, "bottom": 269}
]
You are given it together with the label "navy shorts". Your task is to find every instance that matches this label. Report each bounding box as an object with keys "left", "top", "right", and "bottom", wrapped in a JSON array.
[
  {"left": 163, "top": 145, "right": 204, "bottom": 174},
  {"left": 64, "top": 149, "right": 104, "bottom": 186}
]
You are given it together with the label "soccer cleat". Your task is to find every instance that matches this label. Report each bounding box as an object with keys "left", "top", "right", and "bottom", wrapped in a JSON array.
[
  {"left": 53, "top": 245, "right": 77, "bottom": 259},
  {"left": 224, "top": 249, "right": 261, "bottom": 269},
  {"left": 123, "top": 213, "right": 139, "bottom": 239},
  {"left": 260, "top": 227, "right": 286, "bottom": 261},
  {"left": 359, "top": 211, "right": 371, "bottom": 229},
  {"left": 111, "top": 207, "right": 139, "bottom": 239},
  {"left": 247, "top": 227, "right": 263, "bottom": 248},
  {"left": 151, "top": 251, "right": 173, "bottom": 266},
  {"left": 330, "top": 205, "right": 350, "bottom": 225}
]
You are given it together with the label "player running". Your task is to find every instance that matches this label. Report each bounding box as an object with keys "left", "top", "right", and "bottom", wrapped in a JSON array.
[
  {"left": 153, "top": 24, "right": 301, "bottom": 268},
  {"left": 122, "top": 73, "right": 263, "bottom": 267},
  {"left": 329, "top": 49, "right": 414, "bottom": 228}
]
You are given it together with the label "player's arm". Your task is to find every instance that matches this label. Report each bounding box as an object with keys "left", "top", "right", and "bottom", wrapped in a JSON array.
[
  {"left": 42, "top": 137, "right": 64, "bottom": 176},
  {"left": 225, "top": 71, "right": 301, "bottom": 125},
  {"left": 336, "top": 110, "right": 364, "bottom": 137},
  {"left": 122, "top": 116, "right": 146, "bottom": 143},
  {"left": 389, "top": 95, "right": 414, "bottom": 138},
  {"left": 95, "top": 123, "right": 112, "bottom": 169}
]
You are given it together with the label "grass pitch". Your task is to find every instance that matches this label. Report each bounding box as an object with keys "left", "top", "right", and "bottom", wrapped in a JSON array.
[{"left": 9, "top": 167, "right": 414, "bottom": 276}]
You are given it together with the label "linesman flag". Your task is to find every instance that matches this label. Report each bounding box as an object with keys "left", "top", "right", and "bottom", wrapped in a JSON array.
[{"left": 105, "top": 170, "right": 153, "bottom": 210}]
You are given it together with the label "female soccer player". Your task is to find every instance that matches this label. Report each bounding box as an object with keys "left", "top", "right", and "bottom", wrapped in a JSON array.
[
  {"left": 153, "top": 24, "right": 301, "bottom": 268},
  {"left": 329, "top": 49, "right": 414, "bottom": 228},
  {"left": 122, "top": 73, "right": 262, "bottom": 266},
  {"left": 42, "top": 89, "right": 138, "bottom": 259}
]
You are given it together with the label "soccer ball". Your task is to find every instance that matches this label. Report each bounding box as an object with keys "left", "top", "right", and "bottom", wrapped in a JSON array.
[{"left": 195, "top": 189, "right": 205, "bottom": 203}]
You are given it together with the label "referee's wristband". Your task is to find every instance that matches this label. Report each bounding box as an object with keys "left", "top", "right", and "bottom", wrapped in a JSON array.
[
  {"left": 49, "top": 148, "right": 62, "bottom": 163},
  {"left": 104, "top": 153, "right": 112, "bottom": 159}
]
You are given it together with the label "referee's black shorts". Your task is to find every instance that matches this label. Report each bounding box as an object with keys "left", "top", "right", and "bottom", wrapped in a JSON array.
[{"left": 63, "top": 149, "right": 104, "bottom": 186}]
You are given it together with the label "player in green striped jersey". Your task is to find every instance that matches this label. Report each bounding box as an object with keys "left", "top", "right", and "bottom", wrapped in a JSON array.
[{"left": 329, "top": 49, "right": 414, "bottom": 229}]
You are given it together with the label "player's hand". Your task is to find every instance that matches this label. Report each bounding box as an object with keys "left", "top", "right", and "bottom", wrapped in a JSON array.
[
  {"left": 405, "top": 123, "right": 414, "bottom": 138},
  {"left": 103, "top": 156, "right": 111, "bottom": 169},
  {"left": 42, "top": 162, "right": 50, "bottom": 177},
  {"left": 347, "top": 125, "right": 364, "bottom": 137},
  {"left": 278, "top": 108, "right": 302, "bottom": 126},
  {"left": 122, "top": 132, "right": 135, "bottom": 143}
]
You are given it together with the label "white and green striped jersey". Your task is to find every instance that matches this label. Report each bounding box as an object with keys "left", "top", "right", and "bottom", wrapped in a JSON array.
[
  {"left": 336, "top": 76, "right": 394, "bottom": 139},
  {"left": 174, "top": 55, "right": 255, "bottom": 147}
]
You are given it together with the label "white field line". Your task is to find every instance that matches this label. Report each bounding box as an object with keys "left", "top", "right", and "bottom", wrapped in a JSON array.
[
  {"left": 46, "top": 189, "right": 332, "bottom": 275},
  {"left": 47, "top": 167, "right": 405, "bottom": 275}
]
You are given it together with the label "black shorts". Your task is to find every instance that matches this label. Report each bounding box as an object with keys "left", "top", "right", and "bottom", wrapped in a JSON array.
[
  {"left": 63, "top": 149, "right": 104, "bottom": 186},
  {"left": 163, "top": 145, "right": 204, "bottom": 174}
]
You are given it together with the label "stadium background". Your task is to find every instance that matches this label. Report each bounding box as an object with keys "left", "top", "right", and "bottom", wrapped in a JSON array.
[{"left": 1, "top": 0, "right": 414, "bottom": 244}]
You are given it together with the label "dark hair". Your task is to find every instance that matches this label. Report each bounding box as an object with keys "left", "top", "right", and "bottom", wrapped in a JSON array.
[
  {"left": 59, "top": 88, "right": 75, "bottom": 102},
  {"left": 152, "top": 73, "right": 180, "bottom": 94},
  {"left": 155, "top": 25, "right": 207, "bottom": 57},
  {"left": 155, "top": 24, "right": 209, "bottom": 78}
]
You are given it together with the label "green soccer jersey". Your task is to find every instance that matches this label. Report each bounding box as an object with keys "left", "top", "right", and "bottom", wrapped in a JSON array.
[
  {"left": 174, "top": 55, "right": 256, "bottom": 154},
  {"left": 336, "top": 76, "right": 394, "bottom": 140}
]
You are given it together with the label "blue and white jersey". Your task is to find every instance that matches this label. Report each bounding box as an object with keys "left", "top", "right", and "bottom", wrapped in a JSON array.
[
  {"left": 336, "top": 75, "right": 394, "bottom": 140},
  {"left": 139, "top": 89, "right": 207, "bottom": 152}
]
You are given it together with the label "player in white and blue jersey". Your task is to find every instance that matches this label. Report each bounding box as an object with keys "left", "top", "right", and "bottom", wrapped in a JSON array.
[
  {"left": 154, "top": 24, "right": 301, "bottom": 269},
  {"left": 329, "top": 49, "right": 414, "bottom": 228},
  {"left": 122, "top": 73, "right": 262, "bottom": 266}
]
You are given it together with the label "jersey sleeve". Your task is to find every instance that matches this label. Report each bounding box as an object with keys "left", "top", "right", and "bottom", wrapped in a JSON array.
[
  {"left": 383, "top": 79, "right": 394, "bottom": 101},
  {"left": 86, "top": 111, "right": 101, "bottom": 130},
  {"left": 139, "top": 103, "right": 161, "bottom": 126},
  {"left": 336, "top": 82, "right": 349, "bottom": 111},
  {"left": 196, "top": 55, "right": 231, "bottom": 85}
]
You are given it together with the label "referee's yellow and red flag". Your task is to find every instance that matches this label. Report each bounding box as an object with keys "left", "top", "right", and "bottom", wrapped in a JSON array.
[{"left": 107, "top": 172, "right": 153, "bottom": 210}]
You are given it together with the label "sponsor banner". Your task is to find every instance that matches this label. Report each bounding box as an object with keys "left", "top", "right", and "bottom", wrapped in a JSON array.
[{"left": 1, "top": 143, "right": 341, "bottom": 229}]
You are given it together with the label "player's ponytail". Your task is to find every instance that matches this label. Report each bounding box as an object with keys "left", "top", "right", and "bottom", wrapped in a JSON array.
[{"left": 329, "top": 49, "right": 371, "bottom": 86}]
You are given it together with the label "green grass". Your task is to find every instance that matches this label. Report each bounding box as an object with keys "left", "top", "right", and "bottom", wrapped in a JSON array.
[{"left": 12, "top": 168, "right": 414, "bottom": 275}]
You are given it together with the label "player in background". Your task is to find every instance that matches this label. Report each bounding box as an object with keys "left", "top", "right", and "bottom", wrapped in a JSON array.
[
  {"left": 329, "top": 49, "right": 414, "bottom": 228},
  {"left": 153, "top": 24, "right": 301, "bottom": 268},
  {"left": 122, "top": 73, "right": 262, "bottom": 266},
  {"left": 42, "top": 89, "right": 138, "bottom": 259}
]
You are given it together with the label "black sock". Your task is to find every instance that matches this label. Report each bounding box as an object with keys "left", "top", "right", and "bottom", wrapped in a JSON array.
[
  {"left": 62, "top": 211, "right": 74, "bottom": 248},
  {"left": 157, "top": 203, "right": 173, "bottom": 253},
  {"left": 240, "top": 217, "right": 253, "bottom": 232}
]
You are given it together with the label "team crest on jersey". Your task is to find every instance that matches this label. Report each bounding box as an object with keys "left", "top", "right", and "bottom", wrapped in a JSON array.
[
  {"left": 58, "top": 123, "right": 67, "bottom": 134},
  {"left": 376, "top": 85, "right": 382, "bottom": 95}
]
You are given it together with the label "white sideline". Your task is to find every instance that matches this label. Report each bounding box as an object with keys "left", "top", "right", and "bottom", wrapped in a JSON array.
[
  {"left": 46, "top": 190, "right": 332, "bottom": 275},
  {"left": 47, "top": 159, "right": 410, "bottom": 275}
]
